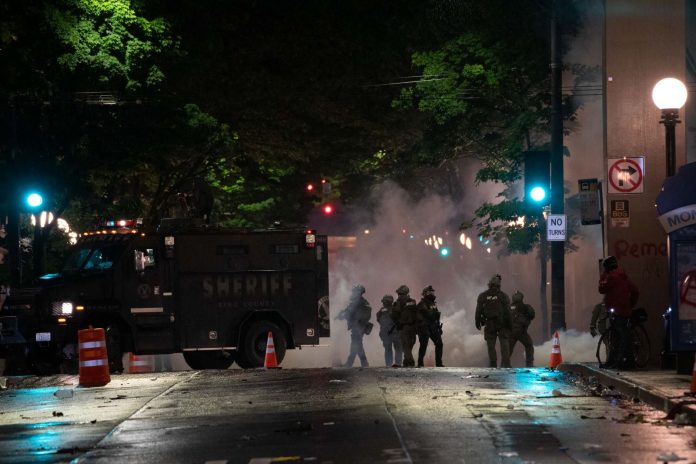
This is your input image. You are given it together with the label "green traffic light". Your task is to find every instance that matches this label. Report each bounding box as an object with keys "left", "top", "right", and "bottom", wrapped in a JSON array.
[
  {"left": 26, "top": 193, "right": 44, "bottom": 208},
  {"left": 529, "top": 186, "right": 547, "bottom": 202},
  {"left": 440, "top": 247, "right": 449, "bottom": 257}
]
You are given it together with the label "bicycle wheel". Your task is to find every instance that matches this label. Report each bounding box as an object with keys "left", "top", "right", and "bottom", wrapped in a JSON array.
[
  {"left": 632, "top": 324, "right": 650, "bottom": 368},
  {"left": 596, "top": 330, "right": 613, "bottom": 366}
]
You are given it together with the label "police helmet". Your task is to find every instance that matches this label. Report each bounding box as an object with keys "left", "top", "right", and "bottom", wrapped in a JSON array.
[
  {"left": 422, "top": 285, "right": 435, "bottom": 296},
  {"left": 602, "top": 256, "right": 618, "bottom": 271},
  {"left": 351, "top": 284, "right": 365, "bottom": 295},
  {"left": 488, "top": 275, "right": 501, "bottom": 287},
  {"left": 381, "top": 294, "right": 394, "bottom": 304},
  {"left": 512, "top": 291, "right": 524, "bottom": 303},
  {"left": 396, "top": 285, "right": 409, "bottom": 295}
]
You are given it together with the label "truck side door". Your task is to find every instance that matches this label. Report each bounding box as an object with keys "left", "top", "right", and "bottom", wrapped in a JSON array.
[{"left": 124, "top": 238, "right": 176, "bottom": 352}]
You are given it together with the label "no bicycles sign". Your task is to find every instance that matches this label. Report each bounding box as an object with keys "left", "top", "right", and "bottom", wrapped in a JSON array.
[{"left": 608, "top": 157, "right": 644, "bottom": 194}]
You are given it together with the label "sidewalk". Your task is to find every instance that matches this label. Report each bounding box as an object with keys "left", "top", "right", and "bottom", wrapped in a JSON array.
[{"left": 559, "top": 362, "right": 696, "bottom": 424}]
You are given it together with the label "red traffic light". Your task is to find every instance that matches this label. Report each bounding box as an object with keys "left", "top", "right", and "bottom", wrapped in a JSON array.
[
  {"left": 306, "top": 183, "right": 315, "bottom": 192},
  {"left": 323, "top": 204, "right": 333, "bottom": 215}
]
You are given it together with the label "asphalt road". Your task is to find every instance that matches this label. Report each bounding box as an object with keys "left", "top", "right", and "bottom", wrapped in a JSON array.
[{"left": 1, "top": 367, "right": 695, "bottom": 464}]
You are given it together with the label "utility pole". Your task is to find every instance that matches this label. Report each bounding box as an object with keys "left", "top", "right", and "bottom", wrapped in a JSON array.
[
  {"left": 550, "top": 0, "right": 566, "bottom": 332},
  {"left": 7, "top": 97, "right": 22, "bottom": 288},
  {"left": 7, "top": 200, "right": 21, "bottom": 288}
]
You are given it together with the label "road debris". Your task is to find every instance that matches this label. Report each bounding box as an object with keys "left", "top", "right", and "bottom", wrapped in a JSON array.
[
  {"left": 52, "top": 411, "right": 64, "bottom": 417},
  {"left": 615, "top": 412, "right": 646, "bottom": 424},
  {"left": 274, "top": 421, "right": 312, "bottom": 434},
  {"left": 673, "top": 413, "right": 693, "bottom": 426},
  {"left": 656, "top": 451, "right": 687, "bottom": 462},
  {"left": 54, "top": 389, "right": 74, "bottom": 399}
]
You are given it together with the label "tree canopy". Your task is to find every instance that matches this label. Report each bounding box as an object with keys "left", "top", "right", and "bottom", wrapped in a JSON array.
[
  {"left": 1, "top": 0, "right": 588, "bottom": 279},
  {"left": 394, "top": 0, "right": 585, "bottom": 253}
]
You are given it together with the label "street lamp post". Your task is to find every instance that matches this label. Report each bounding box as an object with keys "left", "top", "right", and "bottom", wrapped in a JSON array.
[
  {"left": 652, "top": 78, "right": 688, "bottom": 371},
  {"left": 652, "top": 77, "right": 687, "bottom": 177}
]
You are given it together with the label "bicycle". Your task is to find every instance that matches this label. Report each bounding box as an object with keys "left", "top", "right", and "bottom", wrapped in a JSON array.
[{"left": 596, "top": 307, "right": 651, "bottom": 368}]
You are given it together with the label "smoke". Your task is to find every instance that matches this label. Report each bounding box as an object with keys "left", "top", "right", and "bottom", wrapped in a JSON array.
[{"left": 277, "top": 156, "right": 597, "bottom": 369}]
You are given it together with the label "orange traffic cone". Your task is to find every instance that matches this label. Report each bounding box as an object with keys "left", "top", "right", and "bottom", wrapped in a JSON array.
[
  {"left": 264, "top": 331, "right": 279, "bottom": 369},
  {"left": 689, "top": 356, "right": 696, "bottom": 396},
  {"left": 78, "top": 327, "right": 110, "bottom": 387},
  {"left": 549, "top": 330, "right": 563, "bottom": 368},
  {"left": 128, "top": 353, "right": 154, "bottom": 374}
]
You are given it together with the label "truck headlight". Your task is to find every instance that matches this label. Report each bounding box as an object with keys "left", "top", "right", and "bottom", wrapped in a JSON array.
[
  {"left": 61, "top": 302, "right": 73, "bottom": 315},
  {"left": 52, "top": 301, "right": 74, "bottom": 317}
]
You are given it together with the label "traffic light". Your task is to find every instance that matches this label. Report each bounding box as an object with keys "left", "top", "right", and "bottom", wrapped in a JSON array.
[
  {"left": 322, "top": 204, "right": 333, "bottom": 215},
  {"left": 25, "top": 191, "right": 44, "bottom": 209},
  {"left": 523, "top": 151, "right": 550, "bottom": 206}
]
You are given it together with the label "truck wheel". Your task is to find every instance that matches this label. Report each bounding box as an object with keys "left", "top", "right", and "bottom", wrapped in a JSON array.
[
  {"left": 183, "top": 351, "right": 235, "bottom": 370},
  {"left": 240, "top": 321, "right": 287, "bottom": 368},
  {"left": 106, "top": 325, "right": 124, "bottom": 374}
]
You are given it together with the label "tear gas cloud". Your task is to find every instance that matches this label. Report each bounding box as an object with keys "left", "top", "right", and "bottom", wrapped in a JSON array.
[{"left": 284, "top": 160, "right": 599, "bottom": 368}]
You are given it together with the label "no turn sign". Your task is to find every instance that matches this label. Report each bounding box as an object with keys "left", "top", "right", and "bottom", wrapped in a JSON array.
[
  {"left": 608, "top": 157, "right": 644, "bottom": 194},
  {"left": 547, "top": 214, "right": 566, "bottom": 241}
]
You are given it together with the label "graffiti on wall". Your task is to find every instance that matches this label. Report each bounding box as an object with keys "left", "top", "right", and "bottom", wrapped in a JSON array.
[{"left": 614, "top": 239, "right": 667, "bottom": 259}]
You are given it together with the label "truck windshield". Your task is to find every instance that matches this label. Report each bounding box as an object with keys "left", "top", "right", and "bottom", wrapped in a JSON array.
[{"left": 62, "top": 244, "right": 125, "bottom": 272}]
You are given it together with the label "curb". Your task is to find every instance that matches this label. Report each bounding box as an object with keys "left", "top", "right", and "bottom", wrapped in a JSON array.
[
  {"left": 0, "top": 374, "right": 79, "bottom": 390},
  {"left": 558, "top": 363, "right": 696, "bottom": 424}
]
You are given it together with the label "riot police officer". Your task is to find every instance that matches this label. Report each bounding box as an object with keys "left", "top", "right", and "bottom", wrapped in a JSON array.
[
  {"left": 376, "top": 294, "right": 403, "bottom": 367},
  {"left": 509, "top": 291, "right": 535, "bottom": 367},
  {"left": 475, "top": 275, "right": 512, "bottom": 368},
  {"left": 417, "top": 285, "right": 444, "bottom": 367},
  {"left": 341, "top": 285, "right": 372, "bottom": 367},
  {"left": 391, "top": 285, "right": 419, "bottom": 367}
]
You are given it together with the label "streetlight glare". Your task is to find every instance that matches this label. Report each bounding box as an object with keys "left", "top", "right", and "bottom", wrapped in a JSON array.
[
  {"left": 26, "top": 193, "right": 43, "bottom": 208},
  {"left": 652, "top": 78, "right": 687, "bottom": 109},
  {"left": 530, "top": 186, "right": 547, "bottom": 202}
]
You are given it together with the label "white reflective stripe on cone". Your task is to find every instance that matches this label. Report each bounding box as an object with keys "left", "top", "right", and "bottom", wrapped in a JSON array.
[
  {"left": 79, "top": 341, "right": 105, "bottom": 349},
  {"left": 551, "top": 347, "right": 561, "bottom": 353},
  {"left": 266, "top": 347, "right": 275, "bottom": 353},
  {"left": 131, "top": 360, "right": 151, "bottom": 366},
  {"left": 80, "top": 359, "right": 107, "bottom": 367}
]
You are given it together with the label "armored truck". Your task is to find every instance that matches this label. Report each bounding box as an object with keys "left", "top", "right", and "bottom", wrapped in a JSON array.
[{"left": 0, "top": 220, "right": 330, "bottom": 373}]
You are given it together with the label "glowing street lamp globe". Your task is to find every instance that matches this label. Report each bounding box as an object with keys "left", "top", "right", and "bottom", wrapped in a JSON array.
[{"left": 652, "top": 78, "right": 687, "bottom": 110}]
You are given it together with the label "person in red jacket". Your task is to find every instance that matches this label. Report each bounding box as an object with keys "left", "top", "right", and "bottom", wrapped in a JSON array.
[{"left": 598, "top": 256, "right": 639, "bottom": 369}]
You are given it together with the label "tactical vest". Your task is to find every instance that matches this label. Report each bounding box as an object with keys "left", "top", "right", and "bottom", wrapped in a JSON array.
[
  {"left": 510, "top": 303, "right": 531, "bottom": 330},
  {"left": 393, "top": 298, "right": 418, "bottom": 325},
  {"left": 418, "top": 301, "right": 440, "bottom": 326},
  {"left": 482, "top": 292, "right": 505, "bottom": 320}
]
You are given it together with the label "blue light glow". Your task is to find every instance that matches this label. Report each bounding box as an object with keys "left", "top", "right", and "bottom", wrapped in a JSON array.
[
  {"left": 530, "top": 186, "right": 546, "bottom": 202},
  {"left": 26, "top": 193, "right": 43, "bottom": 208}
]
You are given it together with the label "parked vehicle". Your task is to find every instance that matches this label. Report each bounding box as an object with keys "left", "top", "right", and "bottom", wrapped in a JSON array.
[{"left": 0, "top": 219, "right": 330, "bottom": 373}]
